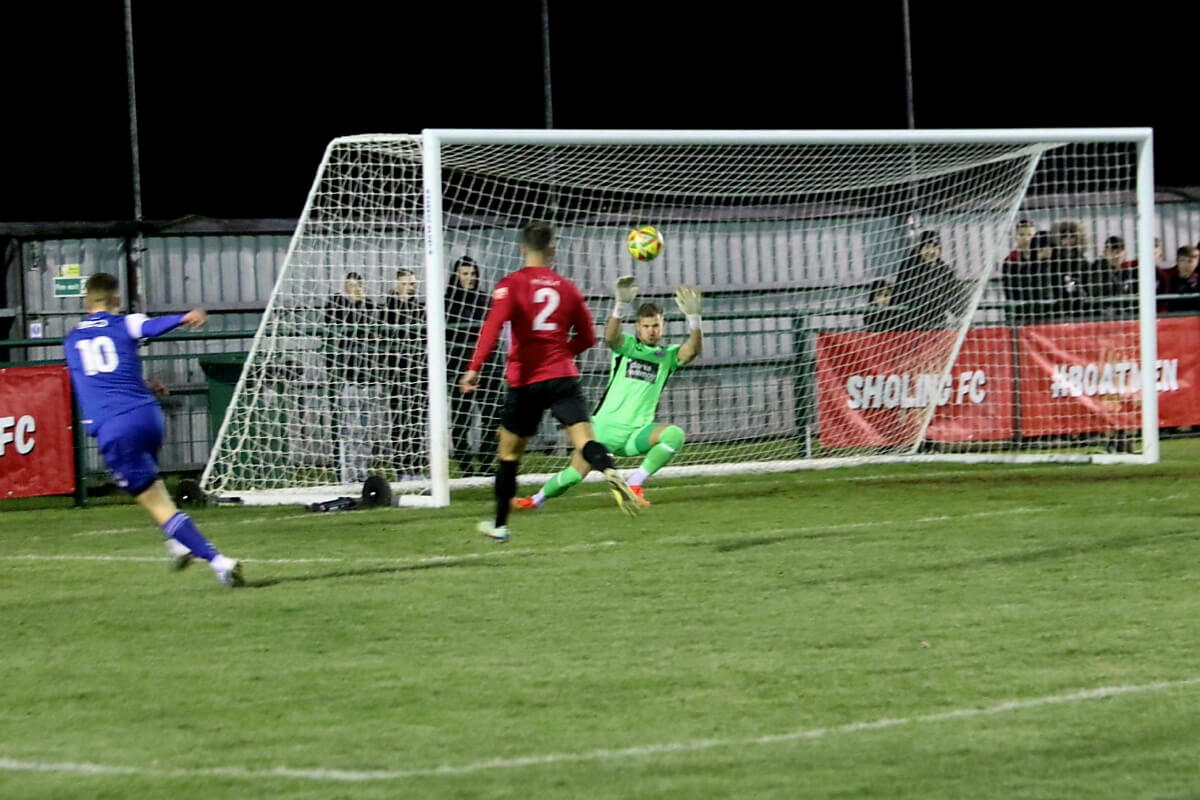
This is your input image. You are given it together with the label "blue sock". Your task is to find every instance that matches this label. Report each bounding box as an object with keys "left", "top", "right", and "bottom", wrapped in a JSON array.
[{"left": 162, "top": 512, "right": 219, "bottom": 562}]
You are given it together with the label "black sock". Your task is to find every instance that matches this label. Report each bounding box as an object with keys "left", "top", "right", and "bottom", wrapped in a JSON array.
[
  {"left": 581, "top": 440, "right": 615, "bottom": 472},
  {"left": 495, "top": 460, "right": 519, "bottom": 526}
]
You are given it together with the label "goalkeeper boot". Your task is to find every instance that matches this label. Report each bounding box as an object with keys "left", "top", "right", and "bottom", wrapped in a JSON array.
[
  {"left": 511, "top": 496, "right": 538, "bottom": 511},
  {"left": 603, "top": 468, "right": 640, "bottom": 518},
  {"left": 630, "top": 485, "right": 652, "bottom": 508},
  {"left": 212, "top": 556, "right": 244, "bottom": 588},
  {"left": 477, "top": 520, "right": 510, "bottom": 543},
  {"left": 164, "top": 538, "right": 194, "bottom": 572}
]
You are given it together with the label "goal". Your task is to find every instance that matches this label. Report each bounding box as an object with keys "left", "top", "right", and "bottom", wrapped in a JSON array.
[{"left": 201, "top": 129, "right": 1158, "bottom": 507}]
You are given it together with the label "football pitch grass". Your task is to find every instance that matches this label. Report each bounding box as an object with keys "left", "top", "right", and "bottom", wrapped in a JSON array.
[{"left": 3, "top": 443, "right": 1200, "bottom": 798}]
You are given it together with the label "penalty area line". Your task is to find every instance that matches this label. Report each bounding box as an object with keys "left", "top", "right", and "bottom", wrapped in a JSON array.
[{"left": 1, "top": 676, "right": 1198, "bottom": 782}]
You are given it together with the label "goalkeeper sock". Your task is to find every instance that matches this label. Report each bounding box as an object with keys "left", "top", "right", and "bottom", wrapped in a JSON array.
[
  {"left": 536, "top": 466, "right": 583, "bottom": 506},
  {"left": 637, "top": 425, "right": 685, "bottom": 480},
  {"left": 495, "top": 460, "right": 519, "bottom": 527},
  {"left": 161, "top": 512, "right": 218, "bottom": 562}
]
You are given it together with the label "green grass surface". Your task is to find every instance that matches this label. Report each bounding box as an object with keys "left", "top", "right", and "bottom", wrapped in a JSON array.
[{"left": 3, "top": 443, "right": 1200, "bottom": 798}]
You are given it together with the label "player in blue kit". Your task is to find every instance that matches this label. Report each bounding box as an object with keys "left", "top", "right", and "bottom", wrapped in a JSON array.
[{"left": 64, "top": 273, "right": 243, "bottom": 587}]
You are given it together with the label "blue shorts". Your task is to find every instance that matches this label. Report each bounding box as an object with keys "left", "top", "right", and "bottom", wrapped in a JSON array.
[{"left": 95, "top": 404, "right": 164, "bottom": 495}]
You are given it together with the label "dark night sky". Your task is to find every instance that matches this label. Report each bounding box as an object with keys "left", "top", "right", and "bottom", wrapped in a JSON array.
[{"left": 2, "top": 1, "right": 1195, "bottom": 223}]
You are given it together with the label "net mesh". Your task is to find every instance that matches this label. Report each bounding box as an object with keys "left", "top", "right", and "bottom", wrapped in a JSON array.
[{"left": 202, "top": 134, "right": 1146, "bottom": 502}]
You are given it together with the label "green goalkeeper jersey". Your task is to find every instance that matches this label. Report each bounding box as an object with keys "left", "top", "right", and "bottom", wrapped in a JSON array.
[{"left": 593, "top": 333, "right": 682, "bottom": 426}]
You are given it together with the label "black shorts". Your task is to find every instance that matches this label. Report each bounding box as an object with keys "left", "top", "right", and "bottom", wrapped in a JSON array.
[{"left": 500, "top": 377, "right": 591, "bottom": 438}]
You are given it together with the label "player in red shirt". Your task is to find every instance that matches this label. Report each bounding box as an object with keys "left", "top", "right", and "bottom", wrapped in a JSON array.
[{"left": 459, "top": 221, "right": 639, "bottom": 541}]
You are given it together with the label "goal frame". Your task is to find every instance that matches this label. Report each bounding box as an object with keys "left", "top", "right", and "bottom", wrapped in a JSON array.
[{"left": 203, "top": 127, "right": 1158, "bottom": 507}]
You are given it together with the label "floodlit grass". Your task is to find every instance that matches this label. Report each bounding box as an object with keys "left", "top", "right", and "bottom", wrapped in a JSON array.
[{"left": 3, "top": 442, "right": 1200, "bottom": 798}]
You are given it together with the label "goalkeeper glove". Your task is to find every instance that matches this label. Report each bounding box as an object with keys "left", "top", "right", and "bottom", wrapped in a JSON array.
[
  {"left": 613, "top": 274, "right": 639, "bottom": 318},
  {"left": 674, "top": 285, "right": 702, "bottom": 331}
]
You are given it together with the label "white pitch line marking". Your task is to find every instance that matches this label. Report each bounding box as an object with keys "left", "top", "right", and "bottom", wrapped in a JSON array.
[
  {"left": 20, "top": 507, "right": 1030, "bottom": 565},
  {"left": 73, "top": 513, "right": 318, "bottom": 536},
  {"left": 10, "top": 501, "right": 1156, "bottom": 566},
  {"left": 2, "top": 676, "right": 1197, "bottom": 782},
  {"left": 657, "top": 506, "right": 1040, "bottom": 545},
  {"left": 0, "top": 541, "right": 620, "bottom": 567},
  {"left": 23, "top": 495, "right": 1187, "bottom": 565},
  {"left": 72, "top": 526, "right": 144, "bottom": 537},
  {"left": 55, "top": 468, "right": 1053, "bottom": 537}
]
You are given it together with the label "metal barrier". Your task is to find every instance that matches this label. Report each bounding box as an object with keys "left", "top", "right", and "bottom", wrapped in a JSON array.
[{"left": 4, "top": 295, "right": 1197, "bottom": 492}]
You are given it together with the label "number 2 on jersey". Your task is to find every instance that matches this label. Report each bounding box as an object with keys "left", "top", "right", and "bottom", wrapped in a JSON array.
[{"left": 532, "top": 287, "right": 560, "bottom": 331}]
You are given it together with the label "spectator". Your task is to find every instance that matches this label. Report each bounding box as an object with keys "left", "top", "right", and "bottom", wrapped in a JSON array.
[
  {"left": 1011, "top": 231, "right": 1056, "bottom": 325},
  {"left": 1006, "top": 219, "right": 1037, "bottom": 264},
  {"left": 445, "top": 255, "right": 501, "bottom": 476},
  {"left": 1156, "top": 245, "right": 1200, "bottom": 313},
  {"left": 323, "top": 271, "right": 384, "bottom": 485},
  {"left": 383, "top": 268, "right": 425, "bottom": 480},
  {"left": 862, "top": 278, "right": 901, "bottom": 332},
  {"left": 1120, "top": 236, "right": 1163, "bottom": 271},
  {"left": 890, "top": 231, "right": 964, "bottom": 331},
  {"left": 1089, "top": 235, "right": 1129, "bottom": 318},
  {"left": 1003, "top": 222, "right": 1039, "bottom": 325},
  {"left": 1117, "top": 236, "right": 1164, "bottom": 295},
  {"left": 1049, "top": 219, "right": 1095, "bottom": 320}
]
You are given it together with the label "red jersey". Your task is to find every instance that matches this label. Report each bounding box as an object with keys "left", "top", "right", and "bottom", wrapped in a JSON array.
[{"left": 466, "top": 266, "right": 596, "bottom": 388}]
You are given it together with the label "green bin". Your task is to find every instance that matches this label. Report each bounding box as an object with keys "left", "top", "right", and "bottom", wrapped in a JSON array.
[{"left": 198, "top": 352, "right": 249, "bottom": 448}]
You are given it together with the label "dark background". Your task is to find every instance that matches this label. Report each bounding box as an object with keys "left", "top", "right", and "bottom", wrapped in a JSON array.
[{"left": 2, "top": 1, "right": 1193, "bottom": 222}]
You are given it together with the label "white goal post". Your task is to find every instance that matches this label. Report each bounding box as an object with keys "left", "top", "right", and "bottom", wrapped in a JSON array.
[{"left": 201, "top": 128, "right": 1157, "bottom": 507}]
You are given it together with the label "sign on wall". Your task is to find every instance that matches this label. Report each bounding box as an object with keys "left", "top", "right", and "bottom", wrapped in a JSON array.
[
  {"left": 816, "top": 328, "right": 1015, "bottom": 448},
  {"left": 816, "top": 318, "right": 1200, "bottom": 447},
  {"left": 0, "top": 366, "right": 76, "bottom": 499}
]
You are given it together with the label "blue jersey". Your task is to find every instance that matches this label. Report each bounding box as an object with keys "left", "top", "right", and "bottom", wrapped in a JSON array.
[{"left": 64, "top": 311, "right": 185, "bottom": 436}]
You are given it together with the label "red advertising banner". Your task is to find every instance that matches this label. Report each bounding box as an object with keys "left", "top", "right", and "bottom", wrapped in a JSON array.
[
  {"left": 1018, "top": 316, "right": 1200, "bottom": 435},
  {"left": 0, "top": 365, "right": 76, "bottom": 499},
  {"left": 816, "top": 328, "right": 1015, "bottom": 448}
]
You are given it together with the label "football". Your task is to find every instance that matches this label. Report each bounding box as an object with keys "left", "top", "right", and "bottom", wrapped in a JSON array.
[{"left": 626, "top": 225, "right": 664, "bottom": 261}]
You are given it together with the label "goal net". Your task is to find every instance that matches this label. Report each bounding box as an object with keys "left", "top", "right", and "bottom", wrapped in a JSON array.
[{"left": 201, "top": 129, "right": 1157, "bottom": 506}]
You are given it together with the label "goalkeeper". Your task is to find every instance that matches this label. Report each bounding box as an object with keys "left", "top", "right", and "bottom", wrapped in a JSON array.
[{"left": 514, "top": 276, "right": 703, "bottom": 509}]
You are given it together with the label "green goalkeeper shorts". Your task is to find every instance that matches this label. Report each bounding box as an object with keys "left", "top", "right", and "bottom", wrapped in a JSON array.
[{"left": 593, "top": 419, "right": 658, "bottom": 458}]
